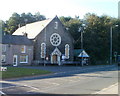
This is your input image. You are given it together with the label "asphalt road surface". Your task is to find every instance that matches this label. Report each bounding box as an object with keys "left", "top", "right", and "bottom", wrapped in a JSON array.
[{"left": 1, "top": 65, "right": 118, "bottom": 95}]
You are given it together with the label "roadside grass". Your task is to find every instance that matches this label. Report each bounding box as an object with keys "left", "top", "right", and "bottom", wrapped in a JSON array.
[{"left": 1, "top": 67, "right": 52, "bottom": 79}]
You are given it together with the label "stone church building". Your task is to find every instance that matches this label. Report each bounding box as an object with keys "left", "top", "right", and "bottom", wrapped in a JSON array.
[{"left": 13, "top": 16, "right": 74, "bottom": 65}]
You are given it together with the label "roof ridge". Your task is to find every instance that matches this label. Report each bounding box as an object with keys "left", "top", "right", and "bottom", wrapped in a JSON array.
[{"left": 26, "top": 18, "right": 53, "bottom": 26}]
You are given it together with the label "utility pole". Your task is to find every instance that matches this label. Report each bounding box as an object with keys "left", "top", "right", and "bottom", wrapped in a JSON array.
[
  {"left": 110, "top": 25, "right": 118, "bottom": 65},
  {"left": 81, "top": 29, "right": 84, "bottom": 66},
  {"left": 81, "top": 30, "right": 83, "bottom": 49},
  {"left": 110, "top": 27, "right": 112, "bottom": 65},
  {"left": 79, "top": 24, "right": 86, "bottom": 66}
]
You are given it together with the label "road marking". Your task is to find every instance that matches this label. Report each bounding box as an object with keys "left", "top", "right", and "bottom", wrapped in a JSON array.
[
  {"left": 0, "top": 85, "right": 17, "bottom": 89},
  {"left": 93, "top": 83, "right": 118, "bottom": 94},
  {"left": 23, "top": 84, "right": 40, "bottom": 90},
  {"left": 1, "top": 80, "right": 40, "bottom": 91},
  {"left": 0, "top": 91, "right": 5, "bottom": 95},
  {"left": 51, "top": 82, "right": 60, "bottom": 86}
]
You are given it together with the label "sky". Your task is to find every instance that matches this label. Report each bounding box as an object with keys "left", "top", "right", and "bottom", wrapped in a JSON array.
[{"left": 0, "top": 0, "right": 119, "bottom": 21}]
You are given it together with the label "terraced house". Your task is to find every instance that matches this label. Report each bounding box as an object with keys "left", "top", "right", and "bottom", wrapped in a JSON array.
[{"left": 1, "top": 35, "right": 33, "bottom": 66}]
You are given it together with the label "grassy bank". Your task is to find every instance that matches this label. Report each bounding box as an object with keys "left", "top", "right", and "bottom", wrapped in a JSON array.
[{"left": 1, "top": 67, "right": 52, "bottom": 79}]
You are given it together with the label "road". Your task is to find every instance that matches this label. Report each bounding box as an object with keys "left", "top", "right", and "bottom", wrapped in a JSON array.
[{"left": 1, "top": 65, "right": 118, "bottom": 95}]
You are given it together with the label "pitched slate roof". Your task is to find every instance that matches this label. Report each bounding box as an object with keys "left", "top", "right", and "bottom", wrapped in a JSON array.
[
  {"left": 2, "top": 35, "right": 33, "bottom": 45},
  {"left": 74, "top": 49, "right": 89, "bottom": 57},
  {"left": 13, "top": 18, "right": 53, "bottom": 39}
]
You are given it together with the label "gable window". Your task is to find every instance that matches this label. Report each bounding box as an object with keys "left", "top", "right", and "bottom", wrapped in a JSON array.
[
  {"left": 20, "top": 55, "right": 28, "bottom": 63},
  {"left": 1, "top": 55, "right": 6, "bottom": 62},
  {"left": 21, "top": 45, "right": 26, "bottom": 53},
  {"left": 54, "top": 22, "right": 58, "bottom": 29},
  {"left": 65, "top": 44, "right": 70, "bottom": 59},
  {"left": 2, "top": 45, "right": 6, "bottom": 52},
  {"left": 41, "top": 43, "right": 46, "bottom": 58}
]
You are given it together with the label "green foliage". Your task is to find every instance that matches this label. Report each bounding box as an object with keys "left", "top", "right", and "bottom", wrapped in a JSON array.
[
  {"left": 2, "top": 67, "right": 52, "bottom": 79},
  {"left": 60, "top": 14, "right": 119, "bottom": 65},
  {"left": 60, "top": 16, "right": 82, "bottom": 48},
  {"left": 4, "top": 12, "right": 46, "bottom": 34},
  {"left": 0, "top": 20, "right": 9, "bottom": 35}
]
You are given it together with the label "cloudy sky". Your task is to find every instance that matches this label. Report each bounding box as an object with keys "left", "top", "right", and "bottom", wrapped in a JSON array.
[{"left": 0, "top": 0, "right": 119, "bottom": 21}]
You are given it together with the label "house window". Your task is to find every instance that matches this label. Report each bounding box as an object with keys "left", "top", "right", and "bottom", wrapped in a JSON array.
[
  {"left": 2, "top": 45, "right": 6, "bottom": 52},
  {"left": 54, "top": 22, "right": 58, "bottom": 29},
  {"left": 1, "top": 55, "right": 6, "bottom": 62},
  {"left": 65, "top": 44, "right": 70, "bottom": 59},
  {"left": 21, "top": 46, "right": 26, "bottom": 53},
  {"left": 20, "top": 55, "right": 28, "bottom": 63},
  {"left": 41, "top": 43, "right": 46, "bottom": 58}
]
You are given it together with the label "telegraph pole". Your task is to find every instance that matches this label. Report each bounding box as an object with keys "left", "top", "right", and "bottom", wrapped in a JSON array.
[{"left": 110, "top": 27, "right": 112, "bottom": 65}]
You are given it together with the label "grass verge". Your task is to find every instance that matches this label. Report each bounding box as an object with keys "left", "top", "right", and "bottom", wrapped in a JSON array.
[{"left": 1, "top": 67, "right": 52, "bottom": 79}]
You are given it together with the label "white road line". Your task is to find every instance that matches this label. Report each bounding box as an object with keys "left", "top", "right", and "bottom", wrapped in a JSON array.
[
  {"left": 0, "top": 85, "right": 17, "bottom": 89},
  {"left": 0, "top": 91, "right": 5, "bottom": 95},
  {"left": 23, "top": 84, "right": 39, "bottom": 91},
  {"left": 51, "top": 83, "right": 60, "bottom": 86},
  {"left": 1, "top": 80, "right": 40, "bottom": 91},
  {"left": 93, "top": 83, "right": 118, "bottom": 94}
]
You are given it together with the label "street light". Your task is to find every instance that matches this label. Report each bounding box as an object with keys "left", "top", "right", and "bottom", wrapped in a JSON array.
[
  {"left": 110, "top": 25, "right": 118, "bottom": 65},
  {"left": 78, "top": 24, "right": 86, "bottom": 49},
  {"left": 78, "top": 24, "right": 86, "bottom": 66}
]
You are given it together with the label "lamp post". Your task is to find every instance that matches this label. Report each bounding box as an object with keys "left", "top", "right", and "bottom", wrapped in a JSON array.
[
  {"left": 110, "top": 26, "right": 112, "bottom": 65},
  {"left": 78, "top": 24, "right": 86, "bottom": 66},
  {"left": 110, "top": 25, "right": 118, "bottom": 65}
]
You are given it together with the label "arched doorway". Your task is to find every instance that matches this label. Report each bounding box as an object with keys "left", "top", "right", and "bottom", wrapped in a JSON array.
[{"left": 51, "top": 48, "right": 61, "bottom": 65}]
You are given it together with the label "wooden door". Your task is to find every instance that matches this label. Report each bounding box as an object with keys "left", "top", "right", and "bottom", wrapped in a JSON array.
[{"left": 53, "top": 55, "right": 57, "bottom": 63}]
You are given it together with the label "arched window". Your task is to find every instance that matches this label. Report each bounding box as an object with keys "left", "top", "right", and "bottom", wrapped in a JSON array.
[
  {"left": 65, "top": 44, "right": 70, "bottom": 59},
  {"left": 41, "top": 43, "right": 46, "bottom": 58}
]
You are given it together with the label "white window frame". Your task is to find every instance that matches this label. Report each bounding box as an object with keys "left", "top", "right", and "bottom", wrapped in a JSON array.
[
  {"left": 21, "top": 45, "right": 26, "bottom": 53},
  {"left": 13, "top": 55, "right": 18, "bottom": 66},
  {"left": 54, "top": 22, "right": 58, "bottom": 29},
  {"left": 1, "top": 55, "right": 6, "bottom": 62},
  {"left": 2, "top": 45, "right": 6, "bottom": 52},
  {"left": 41, "top": 43, "right": 46, "bottom": 58},
  {"left": 20, "top": 55, "right": 28, "bottom": 63},
  {"left": 65, "top": 44, "right": 70, "bottom": 59}
]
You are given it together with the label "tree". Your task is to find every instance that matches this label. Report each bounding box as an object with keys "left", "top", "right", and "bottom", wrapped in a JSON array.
[
  {"left": 60, "top": 16, "right": 82, "bottom": 48},
  {"left": 83, "top": 14, "right": 118, "bottom": 64},
  {"left": 4, "top": 12, "right": 46, "bottom": 34},
  {"left": 60, "top": 14, "right": 119, "bottom": 64},
  {"left": 4, "top": 12, "right": 20, "bottom": 34},
  {"left": 34, "top": 12, "right": 46, "bottom": 21}
]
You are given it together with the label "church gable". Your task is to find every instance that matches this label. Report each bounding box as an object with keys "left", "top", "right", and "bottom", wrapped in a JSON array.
[{"left": 35, "top": 16, "right": 74, "bottom": 63}]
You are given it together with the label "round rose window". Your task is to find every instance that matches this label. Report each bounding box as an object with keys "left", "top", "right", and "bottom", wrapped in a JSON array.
[{"left": 50, "top": 33, "right": 61, "bottom": 46}]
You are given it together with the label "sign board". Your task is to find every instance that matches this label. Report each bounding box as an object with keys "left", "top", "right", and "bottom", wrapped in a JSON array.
[{"left": 0, "top": 67, "right": 7, "bottom": 71}]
